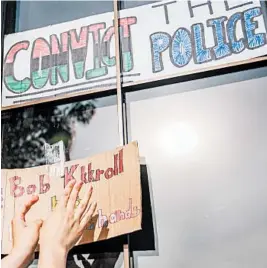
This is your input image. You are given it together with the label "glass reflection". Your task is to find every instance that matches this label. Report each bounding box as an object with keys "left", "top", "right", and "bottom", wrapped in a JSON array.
[
  {"left": 158, "top": 122, "right": 198, "bottom": 156},
  {"left": 2, "top": 100, "right": 96, "bottom": 169},
  {"left": 15, "top": 1, "right": 113, "bottom": 32}
]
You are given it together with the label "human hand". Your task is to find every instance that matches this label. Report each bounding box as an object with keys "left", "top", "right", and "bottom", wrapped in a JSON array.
[
  {"left": 4, "top": 195, "right": 43, "bottom": 268},
  {"left": 39, "top": 180, "right": 97, "bottom": 258}
]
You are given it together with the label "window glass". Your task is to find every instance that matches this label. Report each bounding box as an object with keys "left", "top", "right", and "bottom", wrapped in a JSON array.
[
  {"left": 1, "top": 94, "right": 125, "bottom": 267},
  {"left": 15, "top": 1, "right": 113, "bottom": 32},
  {"left": 120, "top": 0, "right": 159, "bottom": 10},
  {"left": 126, "top": 67, "right": 267, "bottom": 268},
  {"left": 2, "top": 95, "right": 119, "bottom": 167}
]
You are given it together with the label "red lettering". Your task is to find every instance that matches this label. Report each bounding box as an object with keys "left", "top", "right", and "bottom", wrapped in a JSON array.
[
  {"left": 88, "top": 23, "right": 105, "bottom": 43},
  {"left": 114, "top": 153, "right": 118, "bottom": 175},
  {"left": 132, "top": 206, "right": 141, "bottom": 218},
  {"left": 27, "top": 184, "right": 36, "bottom": 195},
  {"left": 88, "top": 163, "right": 95, "bottom": 182},
  {"left": 125, "top": 198, "right": 132, "bottom": 219},
  {"left": 95, "top": 169, "right": 104, "bottom": 181},
  {"left": 116, "top": 210, "right": 125, "bottom": 221},
  {"left": 119, "top": 149, "right": 124, "bottom": 173},
  {"left": 5, "top": 41, "right": 29, "bottom": 64},
  {"left": 104, "top": 168, "right": 114, "bottom": 179},
  {"left": 119, "top": 210, "right": 125, "bottom": 220},
  {"left": 39, "top": 174, "right": 50, "bottom": 194},
  {"left": 9, "top": 176, "right": 24, "bottom": 198},
  {"left": 109, "top": 213, "right": 117, "bottom": 224},
  {"left": 32, "top": 38, "right": 50, "bottom": 59},
  {"left": 119, "top": 17, "right": 137, "bottom": 38},
  {"left": 103, "top": 26, "right": 114, "bottom": 42},
  {"left": 98, "top": 209, "right": 108, "bottom": 228},
  {"left": 69, "top": 26, "right": 88, "bottom": 49},
  {"left": 81, "top": 165, "right": 88, "bottom": 183},
  {"left": 50, "top": 32, "right": 69, "bottom": 54},
  {"left": 64, "top": 164, "right": 79, "bottom": 187}
]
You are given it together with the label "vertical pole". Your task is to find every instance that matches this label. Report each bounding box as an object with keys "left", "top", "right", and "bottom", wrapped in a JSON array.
[
  {"left": 113, "top": 0, "right": 125, "bottom": 146},
  {"left": 123, "top": 244, "right": 130, "bottom": 268},
  {"left": 113, "top": 1, "right": 130, "bottom": 268}
]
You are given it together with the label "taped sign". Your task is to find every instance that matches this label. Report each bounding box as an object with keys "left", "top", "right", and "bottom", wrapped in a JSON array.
[
  {"left": 44, "top": 141, "right": 65, "bottom": 177},
  {"left": 44, "top": 140, "right": 65, "bottom": 164},
  {"left": 1, "top": 141, "right": 142, "bottom": 254},
  {"left": 2, "top": 0, "right": 267, "bottom": 107}
]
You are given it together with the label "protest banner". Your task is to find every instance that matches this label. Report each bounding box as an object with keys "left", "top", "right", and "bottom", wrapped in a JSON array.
[
  {"left": 2, "top": 0, "right": 267, "bottom": 107},
  {"left": 1, "top": 141, "right": 141, "bottom": 254}
]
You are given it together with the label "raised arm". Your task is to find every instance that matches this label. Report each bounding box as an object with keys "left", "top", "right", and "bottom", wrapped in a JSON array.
[
  {"left": 2, "top": 195, "right": 43, "bottom": 268},
  {"left": 38, "top": 180, "right": 97, "bottom": 268}
]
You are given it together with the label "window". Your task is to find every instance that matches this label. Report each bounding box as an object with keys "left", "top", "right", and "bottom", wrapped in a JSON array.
[
  {"left": 120, "top": 0, "right": 159, "bottom": 10},
  {"left": 15, "top": 1, "right": 113, "bottom": 32},
  {"left": 125, "top": 66, "right": 267, "bottom": 268},
  {"left": 2, "top": 94, "right": 119, "bottom": 167}
]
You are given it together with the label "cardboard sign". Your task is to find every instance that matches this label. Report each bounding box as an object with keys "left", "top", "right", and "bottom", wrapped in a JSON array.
[
  {"left": 1, "top": 141, "right": 141, "bottom": 254},
  {"left": 2, "top": 0, "right": 267, "bottom": 107}
]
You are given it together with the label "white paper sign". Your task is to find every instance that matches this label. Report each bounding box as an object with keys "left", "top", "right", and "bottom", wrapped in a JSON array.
[
  {"left": 44, "top": 140, "right": 65, "bottom": 177},
  {"left": 2, "top": 0, "right": 267, "bottom": 107}
]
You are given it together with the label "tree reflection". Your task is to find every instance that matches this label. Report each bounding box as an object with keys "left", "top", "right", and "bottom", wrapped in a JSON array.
[
  {"left": 1, "top": 100, "right": 96, "bottom": 169},
  {"left": 2, "top": 99, "right": 122, "bottom": 268}
]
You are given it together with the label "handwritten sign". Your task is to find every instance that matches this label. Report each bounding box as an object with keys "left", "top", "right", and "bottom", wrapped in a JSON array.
[
  {"left": 1, "top": 141, "right": 141, "bottom": 254},
  {"left": 2, "top": 0, "right": 267, "bottom": 107}
]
